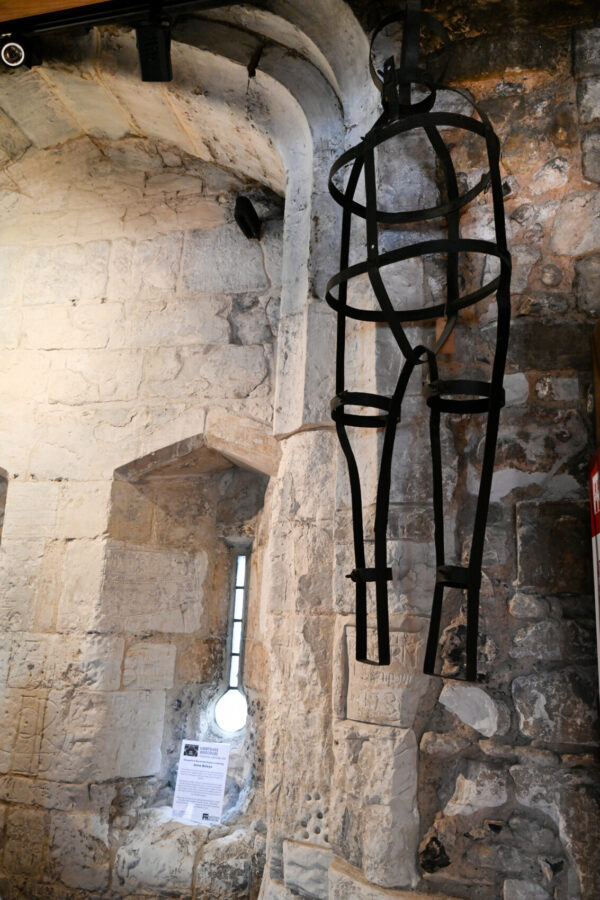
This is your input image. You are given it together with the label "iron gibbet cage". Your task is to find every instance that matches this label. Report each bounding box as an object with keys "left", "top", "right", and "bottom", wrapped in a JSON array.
[{"left": 326, "top": 0, "right": 511, "bottom": 681}]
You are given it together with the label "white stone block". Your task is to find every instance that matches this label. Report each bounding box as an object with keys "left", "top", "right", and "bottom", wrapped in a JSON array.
[
  {"left": 550, "top": 192, "right": 600, "bottom": 256},
  {"left": 0, "top": 688, "right": 21, "bottom": 773},
  {"left": 331, "top": 721, "right": 419, "bottom": 889},
  {"left": 117, "top": 295, "right": 230, "bottom": 348},
  {"left": 39, "top": 688, "right": 165, "bottom": 781},
  {"left": 531, "top": 157, "right": 569, "bottom": 194},
  {"left": 262, "top": 218, "right": 284, "bottom": 289},
  {"left": 258, "top": 874, "right": 296, "bottom": 899},
  {"left": 56, "top": 481, "right": 112, "bottom": 538},
  {"left": 44, "top": 67, "right": 132, "bottom": 140},
  {"left": 0, "top": 350, "right": 51, "bottom": 405},
  {"left": 577, "top": 76, "right": 600, "bottom": 123},
  {"left": 23, "top": 241, "right": 110, "bottom": 305},
  {"left": 113, "top": 807, "right": 207, "bottom": 893},
  {"left": 444, "top": 762, "right": 508, "bottom": 816},
  {"left": 123, "top": 643, "right": 176, "bottom": 690},
  {"left": 0, "top": 245, "right": 24, "bottom": 308},
  {"left": 0, "top": 537, "right": 46, "bottom": 632},
  {"left": 283, "top": 840, "right": 332, "bottom": 900},
  {"left": 182, "top": 224, "right": 269, "bottom": 293},
  {"left": 50, "top": 810, "right": 110, "bottom": 891},
  {"left": 0, "top": 108, "right": 30, "bottom": 164},
  {"left": 133, "top": 231, "right": 184, "bottom": 297},
  {"left": 3, "top": 806, "right": 49, "bottom": 876},
  {"left": 439, "top": 684, "right": 501, "bottom": 737},
  {"left": 0, "top": 480, "right": 59, "bottom": 541},
  {"left": 98, "top": 39, "right": 197, "bottom": 157},
  {"left": 345, "top": 626, "right": 429, "bottom": 728},
  {"left": 205, "top": 407, "right": 281, "bottom": 476},
  {"left": 7, "top": 633, "right": 126, "bottom": 692},
  {"left": 56, "top": 538, "right": 107, "bottom": 632},
  {"left": 98, "top": 542, "right": 208, "bottom": 633},
  {"left": 0, "top": 69, "right": 79, "bottom": 148},
  {"left": 48, "top": 349, "right": 143, "bottom": 404},
  {"left": 504, "top": 373, "right": 529, "bottom": 407},
  {"left": 278, "top": 430, "right": 336, "bottom": 522},
  {"left": 20, "top": 301, "right": 122, "bottom": 351},
  {"left": 302, "top": 302, "right": 336, "bottom": 427},
  {"left": 140, "top": 344, "right": 268, "bottom": 401}
]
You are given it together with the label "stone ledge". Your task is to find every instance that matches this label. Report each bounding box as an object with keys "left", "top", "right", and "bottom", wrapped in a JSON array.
[{"left": 328, "top": 856, "right": 461, "bottom": 899}]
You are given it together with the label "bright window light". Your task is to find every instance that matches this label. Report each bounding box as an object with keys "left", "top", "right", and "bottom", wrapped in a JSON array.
[
  {"left": 215, "top": 688, "right": 248, "bottom": 733},
  {"left": 215, "top": 552, "right": 249, "bottom": 732}
]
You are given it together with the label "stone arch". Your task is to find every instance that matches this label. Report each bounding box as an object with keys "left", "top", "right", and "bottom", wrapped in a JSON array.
[{"left": 0, "top": 1, "right": 368, "bottom": 440}]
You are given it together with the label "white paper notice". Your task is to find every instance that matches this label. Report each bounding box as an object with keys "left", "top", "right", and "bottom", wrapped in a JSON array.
[{"left": 172, "top": 740, "right": 230, "bottom": 826}]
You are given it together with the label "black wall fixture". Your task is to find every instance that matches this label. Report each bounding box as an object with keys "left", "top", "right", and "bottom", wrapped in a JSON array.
[
  {"left": 136, "top": 20, "right": 172, "bottom": 81},
  {"left": 234, "top": 196, "right": 262, "bottom": 241},
  {"left": 326, "top": 0, "right": 511, "bottom": 681}
]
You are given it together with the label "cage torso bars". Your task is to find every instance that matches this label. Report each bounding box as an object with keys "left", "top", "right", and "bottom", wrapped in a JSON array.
[{"left": 326, "top": 2, "right": 511, "bottom": 681}]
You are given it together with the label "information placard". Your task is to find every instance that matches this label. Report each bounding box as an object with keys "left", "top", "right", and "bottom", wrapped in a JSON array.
[{"left": 172, "top": 740, "right": 230, "bottom": 826}]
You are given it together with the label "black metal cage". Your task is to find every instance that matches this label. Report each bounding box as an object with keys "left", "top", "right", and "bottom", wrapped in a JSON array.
[{"left": 326, "top": 0, "right": 511, "bottom": 681}]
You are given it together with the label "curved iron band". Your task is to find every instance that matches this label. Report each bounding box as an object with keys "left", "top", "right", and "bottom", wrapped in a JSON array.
[
  {"left": 426, "top": 379, "right": 506, "bottom": 415},
  {"left": 326, "top": 239, "right": 510, "bottom": 325},
  {"left": 368, "top": 8, "right": 451, "bottom": 91},
  {"left": 328, "top": 111, "right": 496, "bottom": 224},
  {"left": 331, "top": 391, "right": 391, "bottom": 429}
]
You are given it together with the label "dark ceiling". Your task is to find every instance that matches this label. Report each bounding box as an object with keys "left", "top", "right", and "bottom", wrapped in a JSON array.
[{"left": 346, "top": 0, "right": 598, "bottom": 39}]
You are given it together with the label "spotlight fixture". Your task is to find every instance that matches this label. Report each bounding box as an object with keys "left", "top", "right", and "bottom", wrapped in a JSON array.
[
  {"left": 234, "top": 196, "right": 262, "bottom": 241},
  {"left": 0, "top": 33, "right": 30, "bottom": 68}
]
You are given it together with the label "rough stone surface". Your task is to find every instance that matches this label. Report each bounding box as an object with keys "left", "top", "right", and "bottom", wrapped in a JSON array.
[
  {"left": 516, "top": 501, "right": 592, "bottom": 595},
  {"left": 503, "top": 879, "right": 551, "bottom": 900},
  {"left": 577, "top": 77, "right": 600, "bottom": 123},
  {"left": 512, "top": 669, "right": 599, "bottom": 745},
  {"left": 574, "top": 27, "right": 600, "bottom": 78},
  {"left": 282, "top": 840, "right": 333, "bottom": 899},
  {"left": 574, "top": 253, "right": 600, "bottom": 314},
  {"left": 0, "top": 11, "right": 598, "bottom": 900},
  {"left": 439, "top": 685, "right": 503, "bottom": 737},
  {"left": 113, "top": 807, "right": 207, "bottom": 894},
  {"left": 330, "top": 721, "right": 419, "bottom": 889},
  {"left": 50, "top": 811, "right": 109, "bottom": 891},
  {"left": 444, "top": 762, "right": 508, "bottom": 817},
  {"left": 344, "top": 625, "right": 430, "bottom": 727},
  {"left": 328, "top": 856, "right": 461, "bottom": 899},
  {"left": 549, "top": 191, "right": 600, "bottom": 255},
  {"left": 582, "top": 130, "right": 600, "bottom": 183}
]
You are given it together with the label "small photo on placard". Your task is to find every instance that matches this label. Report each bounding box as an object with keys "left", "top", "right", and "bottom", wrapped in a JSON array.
[{"left": 172, "top": 740, "right": 230, "bottom": 826}]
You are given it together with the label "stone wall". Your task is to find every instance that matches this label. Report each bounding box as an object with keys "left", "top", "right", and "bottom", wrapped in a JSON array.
[
  {"left": 0, "top": 109, "right": 283, "bottom": 896},
  {"left": 259, "top": 14, "right": 600, "bottom": 900},
  {"left": 0, "top": 3, "right": 598, "bottom": 900}
]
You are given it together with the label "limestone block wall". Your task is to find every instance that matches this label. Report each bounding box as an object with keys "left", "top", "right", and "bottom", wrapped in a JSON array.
[
  {"left": 0, "top": 3, "right": 599, "bottom": 900},
  {"left": 259, "top": 16, "right": 600, "bottom": 900},
  {"left": 0, "top": 117, "right": 283, "bottom": 897}
]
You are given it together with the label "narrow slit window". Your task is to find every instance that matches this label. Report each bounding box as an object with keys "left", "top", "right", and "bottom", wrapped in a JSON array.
[{"left": 215, "top": 550, "right": 250, "bottom": 732}]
